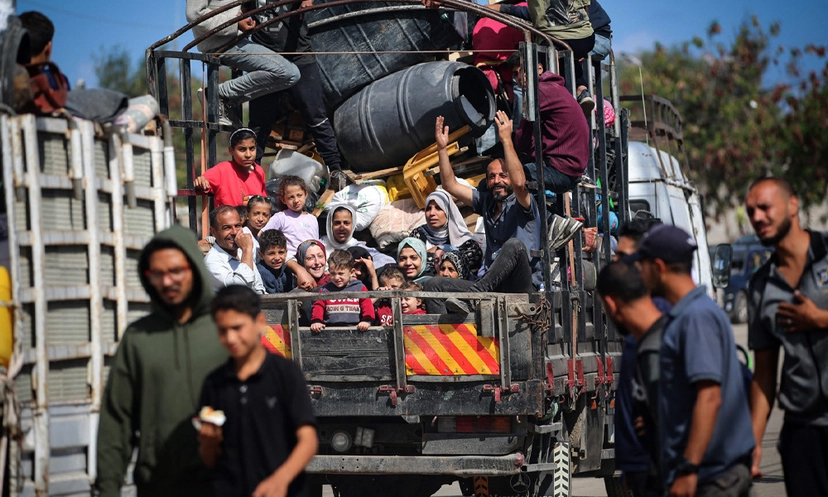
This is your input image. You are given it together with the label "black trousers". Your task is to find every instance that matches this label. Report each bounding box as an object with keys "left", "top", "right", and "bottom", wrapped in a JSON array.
[
  {"left": 249, "top": 61, "right": 342, "bottom": 171},
  {"left": 422, "top": 238, "right": 534, "bottom": 313},
  {"left": 779, "top": 422, "right": 828, "bottom": 497}
]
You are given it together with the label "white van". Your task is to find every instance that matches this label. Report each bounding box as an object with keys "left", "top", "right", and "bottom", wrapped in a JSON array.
[{"left": 626, "top": 140, "right": 715, "bottom": 298}]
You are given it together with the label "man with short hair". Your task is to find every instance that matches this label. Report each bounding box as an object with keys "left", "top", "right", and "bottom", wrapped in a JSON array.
[
  {"left": 597, "top": 261, "right": 667, "bottom": 496},
  {"left": 204, "top": 205, "right": 266, "bottom": 294},
  {"left": 627, "top": 224, "right": 754, "bottom": 497},
  {"left": 745, "top": 177, "right": 828, "bottom": 495},
  {"left": 96, "top": 225, "right": 228, "bottom": 496}
]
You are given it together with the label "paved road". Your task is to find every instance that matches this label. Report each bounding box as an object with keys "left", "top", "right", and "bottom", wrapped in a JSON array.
[{"left": 322, "top": 324, "right": 787, "bottom": 497}]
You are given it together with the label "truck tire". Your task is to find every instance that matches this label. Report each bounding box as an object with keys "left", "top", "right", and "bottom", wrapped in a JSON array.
[
  {"left": 603, "top": 474, "right": 633, "bottom": 497},
  {"left": 552, "top": 441, "right": 571, "bottom": 497}
]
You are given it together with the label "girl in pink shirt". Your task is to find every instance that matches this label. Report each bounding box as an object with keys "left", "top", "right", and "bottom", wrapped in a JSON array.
[{"left": 260, "top": 176, "right": 319, "bottom": 257}]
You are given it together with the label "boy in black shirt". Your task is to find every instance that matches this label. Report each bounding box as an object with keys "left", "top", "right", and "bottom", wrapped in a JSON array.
[{"left": 199, "top": 285, "right": 318, "bottom": 497}]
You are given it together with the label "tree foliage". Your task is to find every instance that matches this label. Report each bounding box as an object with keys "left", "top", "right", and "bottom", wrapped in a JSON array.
[{"left": 618, "top": 17, "right": 828, "bottom": 213}]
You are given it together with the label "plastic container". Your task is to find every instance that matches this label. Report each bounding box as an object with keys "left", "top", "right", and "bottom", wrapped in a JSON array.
[
  {"left": 333, "top": 61, "right": 495, "bottom": 172},
  {"left": 268, "top": 149, "right": 329, "bottom": 194},
  {"left": 307, "top": 2, "right": 464, "bottom": 108}
]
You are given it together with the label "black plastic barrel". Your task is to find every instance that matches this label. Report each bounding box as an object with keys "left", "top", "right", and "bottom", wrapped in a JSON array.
[
  {"left": 333, "top": 61, "right": 495, "bottom": 172},
  {"left": 307, "top": 1, "right": 464, "bottom": 108}
]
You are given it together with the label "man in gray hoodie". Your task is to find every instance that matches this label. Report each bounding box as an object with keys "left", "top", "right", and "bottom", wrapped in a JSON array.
[{"left": 96, "top": 226, "right": 228, "bottom": 496}]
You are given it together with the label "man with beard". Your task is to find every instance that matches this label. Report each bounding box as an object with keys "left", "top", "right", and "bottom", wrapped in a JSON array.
[
  {"left": 204, "top": 205, "right": 266, "bottom": 294},
  {"left": 96, "top": 226, "right": 228, "bottom": 496},
  {"left": 745, "top": 177, "right": 828, "bottom": 495},
  {"left": 627, "top": 225, "right": 754, "bottom": 497},
  {"left": 421, "top": 111, "right": 540, "bottom": 311},
  {"left": 597, "top": 260, "right": 668, "bottom": 496}
]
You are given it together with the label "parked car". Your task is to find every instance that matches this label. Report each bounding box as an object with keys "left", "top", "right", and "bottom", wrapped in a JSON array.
[{"left": 723, "top": 235, "right": 773, "bottom": 323}]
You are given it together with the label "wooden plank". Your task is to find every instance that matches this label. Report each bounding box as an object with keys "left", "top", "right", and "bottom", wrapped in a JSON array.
[
  {"left": 299, "top": 327, "right": 395, "bottom": 379},
  {"left": 312, "top": 189, "right": 336, "bottom": 217}
]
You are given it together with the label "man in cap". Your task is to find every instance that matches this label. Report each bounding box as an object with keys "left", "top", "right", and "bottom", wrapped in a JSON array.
[
  {"left": 745, "top": 177, "right": 828, "bottom": 495},
  {"left": 627, "top": 224, "right": 754, "bottom": 497}
]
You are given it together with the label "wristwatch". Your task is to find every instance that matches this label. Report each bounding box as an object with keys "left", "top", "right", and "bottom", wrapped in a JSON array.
[{"left": 675, "top": 458, "right": 700, "bottom": 475}]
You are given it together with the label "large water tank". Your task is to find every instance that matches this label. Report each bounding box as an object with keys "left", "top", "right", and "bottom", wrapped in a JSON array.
[
  {"left": 333, "top": 61, "right": 495, "bottom": 172},
  {"left": 307, "top": 2, "right": 465, "bottom": 108}
]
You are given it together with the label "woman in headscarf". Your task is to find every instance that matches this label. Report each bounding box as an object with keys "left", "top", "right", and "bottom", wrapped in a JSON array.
[
  {"left": 321, "top": 203, "right": 396, "bottom": 267},
  {"left": 294, "top": 239, "right": 329, "bottom": 288},
  {"left": 409, "top": 190, "right": 482, "bottom": 275},
  {"left": 437, "top": 250, "right": 469, "bottom": 280},
  {"left": 396, "top": 237, "right": 433, "bottom": 283}
]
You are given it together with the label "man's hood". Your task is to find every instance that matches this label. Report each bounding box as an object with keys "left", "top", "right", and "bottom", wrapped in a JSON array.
[
  {"left": 540, "top": 70, "right": 565, "bottom": 85},
  {"left": 138, "top": 225, "right": 214, "bottom": 319}
]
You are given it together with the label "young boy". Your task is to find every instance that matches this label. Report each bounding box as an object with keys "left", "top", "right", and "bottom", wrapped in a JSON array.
[
  {"left": 198, "top": 285, "right": 318, "bottom": 497},
  {"left": 257, "top": 229, "right": 293, "bottom": 293},
  {"left": 310, "top": 250, "right": 375, "bottom": 332},
  {"left": 376, "top": 272, "right": 425, "bottom": 326}
]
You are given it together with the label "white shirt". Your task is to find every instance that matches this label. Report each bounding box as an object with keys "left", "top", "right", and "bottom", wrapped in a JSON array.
[{"left": 204, "top": 244, "right": 266, "bottom": 294}]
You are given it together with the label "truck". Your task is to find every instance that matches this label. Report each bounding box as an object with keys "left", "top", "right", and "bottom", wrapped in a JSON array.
[{"left": 0, "top": 1, "right": 718, "bottom": 496}]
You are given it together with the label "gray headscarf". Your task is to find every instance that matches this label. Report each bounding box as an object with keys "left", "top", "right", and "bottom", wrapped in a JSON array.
[{"left": 420, "top": 190, "right": 476, "bottom": 248}]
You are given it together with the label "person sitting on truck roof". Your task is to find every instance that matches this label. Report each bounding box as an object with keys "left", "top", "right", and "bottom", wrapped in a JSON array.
[
  {"left": 194, "top": 128, "right": 268, "bottom": 207},
  {"left": 205, "top": 205, "right": 267, "bottom": 294},
  {"left": 422, "top": 111, "right": 540, "bottom": 312},
  {"left": 506, "top": 51, "right": 590, "bottom": 196},
  {"left": 96, "top": 225, "right": 228, "bottom": 497},
  {"left": 310, "top": 249, "right": 375, "bottom": 333},
  {"left": 408, "top": 190, "right": 483, "bottom": 276},
  {"left": 186, "top": 0, "right": 301, "bottom": 127},
  {"left": 198, "top": 285, "right": 318, "bottom": 497},
  {"left": 245, "top": 0, "right": 350, "bottom": 192}
]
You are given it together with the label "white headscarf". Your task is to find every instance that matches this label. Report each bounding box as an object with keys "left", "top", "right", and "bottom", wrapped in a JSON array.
[
  {"left": 322, "top": 202, "right": 359, "bottom": 253},
  {"left": 421, "top": 190, "right": 476, "bottom": 248}
]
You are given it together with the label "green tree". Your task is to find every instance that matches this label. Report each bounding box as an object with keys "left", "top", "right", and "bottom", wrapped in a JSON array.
[
  {"left": 93, "top": 45, "right": 148, "bottom": 97},
  {"left": 618, "top": 18, "right": 827, "bottom": 213}
]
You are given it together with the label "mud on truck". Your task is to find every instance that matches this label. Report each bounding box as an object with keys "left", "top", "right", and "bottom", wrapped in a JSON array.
[{"left": 0, "top": 1, "right": 709, "bottom": 496}]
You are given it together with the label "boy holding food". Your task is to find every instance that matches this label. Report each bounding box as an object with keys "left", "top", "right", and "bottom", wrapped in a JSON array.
[{"left": 198, "top": 285, "right": 318, "bottom": 497}]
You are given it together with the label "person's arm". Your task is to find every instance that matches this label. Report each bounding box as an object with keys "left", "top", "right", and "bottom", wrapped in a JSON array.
[
  {"left": 361, "top": 257, "right": 379, "bottom": 290},
  {"left": 194, "top": 165, "right": 219, "bottom": 192},
  {"left": 497, "top": 4, "right": 532, "bottom": 20},
  {"left": 236, "top": 231, "right": 256, "bottom": 271},
  {"left": 435, "top": 116, "right": 473, "bottom": 206},
  {"left": 287, "top": 260, "right": 316, "bottom": 291},
  {"left": 359, "top": 291, "right": 376, "bottom": 330},
  {"left": 253, "top": 425, "right": 318, "bottom": 497},
  {"left": 749, "top": 347, "right": 779, "bottom": 478},
  {"left": 495, "top": 109, "right": 531, "bottom": 209},
  {"left": 95, "top": 334, "right": 136, "bottom": 497},
  {"left": 776, "top": 290, "right": 828, "bottom": 331},
  {"left": 669, "top": 380, "right": 721, "bottom": 497},
  {"left": 197, "top": 377, "right": 223, "bottom": 469},
  {"left": 206, "top": 248, "right": 262, "bottom": 289},
  {"left": 310, "top": 300, "right": 326, "bottom": 332}
]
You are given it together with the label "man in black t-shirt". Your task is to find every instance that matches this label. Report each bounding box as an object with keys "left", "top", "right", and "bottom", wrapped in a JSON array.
[{"left": 199, "top": 285, "right": 318, "bottom": 497}]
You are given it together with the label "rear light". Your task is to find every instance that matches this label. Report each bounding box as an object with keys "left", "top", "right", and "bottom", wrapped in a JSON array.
[{"left": 437, "top": 416, "right": 511, "bottom": 434}]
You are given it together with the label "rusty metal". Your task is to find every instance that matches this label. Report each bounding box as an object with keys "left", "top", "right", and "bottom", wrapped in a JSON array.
[
  {"left": 482, "top": 384, "right": 520, "bottom": 403},
  {"left": 307, "top": 453, "right": 526, "bottom": 475}
]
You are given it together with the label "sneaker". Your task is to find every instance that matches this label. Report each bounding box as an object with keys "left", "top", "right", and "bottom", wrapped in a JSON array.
[
  {"left": 548, "top": 214, "right": 584, "bottom": 251},
  {"left": 196, "top": 87, "right": 235, "bottom": 127},
  {"left": 444, "top": 298, "right": 471, "bottom": 314},
  {"left": 328, "top": 169, "right": 349, "bottom": 192},
  {"left": 577, "top": 89, "right": 595, "bottom": 116}
]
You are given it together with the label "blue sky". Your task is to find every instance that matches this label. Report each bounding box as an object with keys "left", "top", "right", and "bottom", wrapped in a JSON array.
[{"left": 17, "top": 0, "right": 828, "bottom": 89}]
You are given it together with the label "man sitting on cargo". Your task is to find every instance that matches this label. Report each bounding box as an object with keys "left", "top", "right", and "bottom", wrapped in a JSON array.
[{"left": 422, "top": 111, "right": 541, "bottom": 312}]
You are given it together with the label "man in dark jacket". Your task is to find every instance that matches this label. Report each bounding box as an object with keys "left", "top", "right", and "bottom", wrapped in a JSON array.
[{"left": 95, "top": 225, "right": 228, "bottom": 496}]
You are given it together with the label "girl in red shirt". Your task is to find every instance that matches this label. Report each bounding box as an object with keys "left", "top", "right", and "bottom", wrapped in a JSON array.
[{"left": 194, "top": 128, "right": 267, "bottom": 207}]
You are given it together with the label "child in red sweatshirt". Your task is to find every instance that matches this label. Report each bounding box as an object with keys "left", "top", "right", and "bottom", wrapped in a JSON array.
[{"left": 310, "top": 250, "right": 374, "bottom": 332}]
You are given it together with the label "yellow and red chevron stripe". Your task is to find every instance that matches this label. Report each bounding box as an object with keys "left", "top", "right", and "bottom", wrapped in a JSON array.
[
  {"left": 262, "top": 324, "right": 292, "bottom": 358},
  {"left": 404, "top": 324, "right": 499, "bottom": 376}
]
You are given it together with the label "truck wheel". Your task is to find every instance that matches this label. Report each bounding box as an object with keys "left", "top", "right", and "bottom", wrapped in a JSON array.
[
  {"left": 552, "top": 441, "right": 571, "bottom": 497},
  {"left": 603, "top": 474, "right": 633, "bottom": 497},
  {"left": 733, "top": 291, "right": 748, "bottom": 324}
]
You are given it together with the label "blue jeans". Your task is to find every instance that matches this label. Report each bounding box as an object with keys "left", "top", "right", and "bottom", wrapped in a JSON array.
[
  {"left": 219, "top": 39, "right": 301, "bottom": 106},
  {"left": 589, "top": 34, "right": 611, "bottom": 60},
  {"left": 524, "top": 161, "right": 580, "bottom": 194}
]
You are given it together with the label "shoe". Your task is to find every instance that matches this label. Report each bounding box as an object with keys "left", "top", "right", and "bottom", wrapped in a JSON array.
[
  {"left": 577, "top": 89, "right": 595, "bottom": 116},
  {"left": 328, "top": 169, "right": 349, "bottom": 192},
  {"left": 196, "top": 87, "right": 235, "bottom": 127},
  {"left": 444, "top": 298, "right": 471, "bottom": 314},
  {"left": 548, "top": 214, "right": 584, "bottom": 251},
  {"left": 578, "top": 174, "right": 597, "bottom": 189}
]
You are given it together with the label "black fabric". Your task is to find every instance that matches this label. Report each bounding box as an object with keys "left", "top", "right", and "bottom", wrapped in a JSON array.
[
  {"left": 250, "top": 0, "right": 314, "bottom": 66},
  {"left": 250, "top": 62, "right": 342, "bottom": 171},
  {"left": 778, "top": 423, "right": 828, "bottom": 497},
  {"left": 200, "top": 353, "right": 317, "bottom": 497},
  {"left": 588, "top": 0, "right": 612, "bottom": 36}
]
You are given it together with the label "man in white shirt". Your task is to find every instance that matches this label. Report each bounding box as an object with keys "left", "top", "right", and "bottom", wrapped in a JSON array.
[{"left": 204, "top": 205, "right": 266, "bottom": 294}]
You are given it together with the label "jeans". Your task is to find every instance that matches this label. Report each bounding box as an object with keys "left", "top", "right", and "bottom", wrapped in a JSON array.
[
  {"left": 695, "top": 463, "right": 752, "bottom": 497},
  {"left": 219, "top": 39, "right": 301, "bottom": 107},
  {"left": 249, "top": 61, "right": 342, "bottom": 171},
  {"left": 778, "top": 422, "right": 828, "bottom": 496},
  {"left": 524, "top": 161, "right": 580, "bottom": 194},
  {"left": 589, "top": 33, "right": 611, "bottom": 61},
  {"left": 423, "top": 238, "right": 534, "bottom": 313}
]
